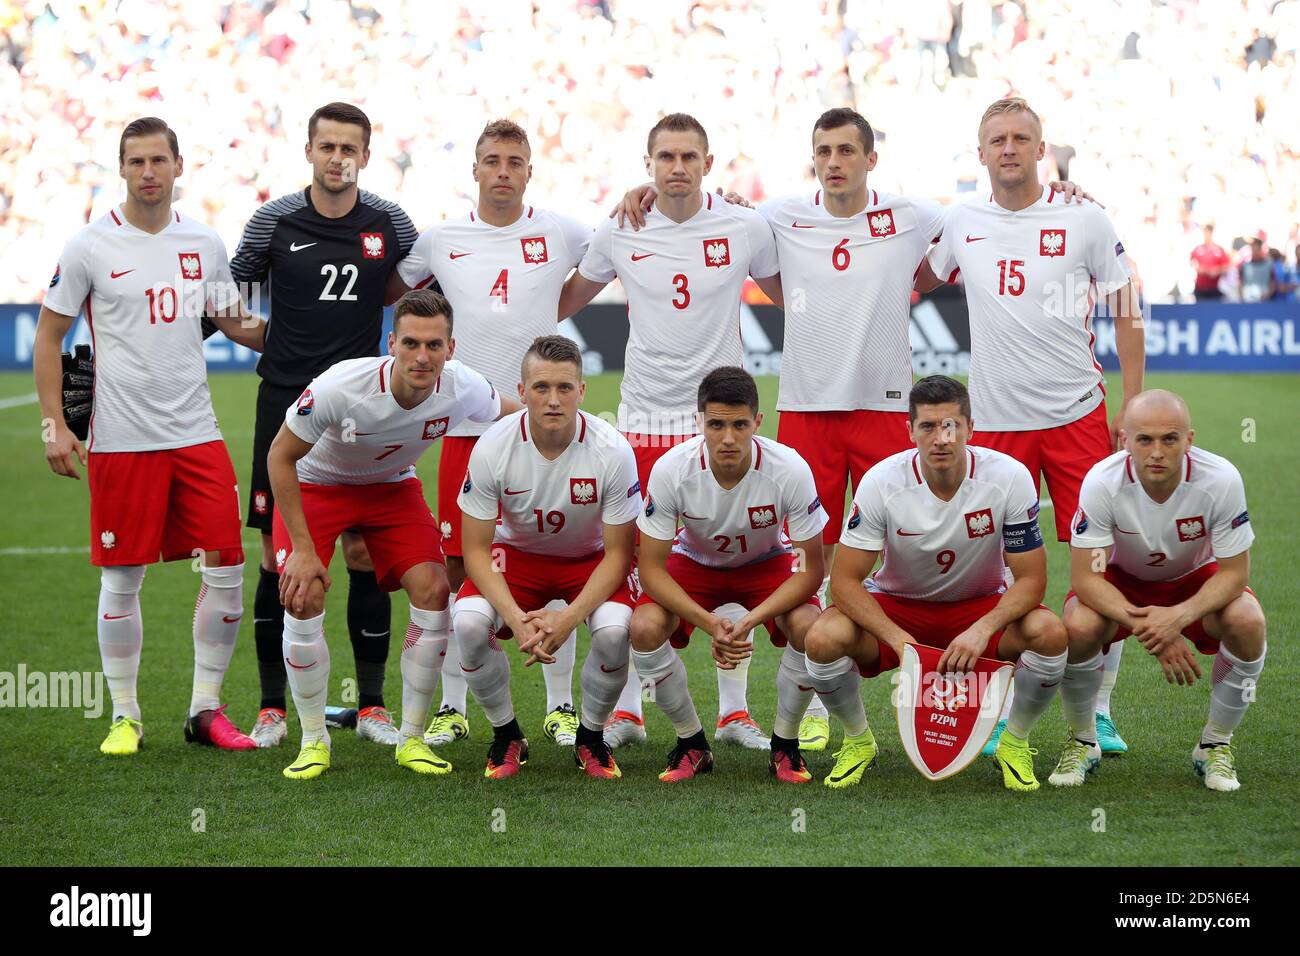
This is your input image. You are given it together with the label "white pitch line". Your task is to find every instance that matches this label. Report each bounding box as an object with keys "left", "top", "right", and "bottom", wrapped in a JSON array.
[
  {"left": 0, "top": 546, "right": 90, "bottom": 556},
  {"left": 0, "top": 392, "right": 38, "bottom": 410}
]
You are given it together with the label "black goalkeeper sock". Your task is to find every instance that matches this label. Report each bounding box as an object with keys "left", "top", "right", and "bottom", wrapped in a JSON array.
[
  {"left": 347, "top": 567, "right": 391, "bottom": 710},
  {"left": 493, "top": 718, "right": 524, "bottom": 742},
  {"left": 254, "top": 566, "right": 287, "bottom": 712},
  {"left": 679, "top": 729, "right": 710, "bottom": 751}
]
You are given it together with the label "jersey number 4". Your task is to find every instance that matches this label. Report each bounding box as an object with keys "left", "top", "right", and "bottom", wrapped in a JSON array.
[{"left": 490, "top": 269, "right": 508, "bottom": 307}]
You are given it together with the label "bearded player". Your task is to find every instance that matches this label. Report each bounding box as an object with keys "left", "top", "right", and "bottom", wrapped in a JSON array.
[
  {"left": 632, "top": 367, "right": 827, "bottom": 783},
  {"left": 455, "top": 336, "right": 641, "bottom": 780},
  {"left": 267, "top": 290, "right": 519, "bottom": 779},
  {"left": 804, "top": 376, "right": 1069, "bottom": 791},
  {"left": 559, "top": 113, "right": 784, "bottom": 751},
  {"left": 1050, "top": 390, "right": 1265, "bottom": 792},
  {"left": 916, "top": 97, "right": 1145, "bottom": 757},
  {"left": 34, "top": 117, "right": 266, "bottom": 756},
  {"left": 389, "top": 119, "right": 594, "bottom": 750}
]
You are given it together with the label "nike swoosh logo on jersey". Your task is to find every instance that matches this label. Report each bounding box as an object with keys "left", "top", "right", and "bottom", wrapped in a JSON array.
[
  {"left": 449, "top": 252, "right": 473, "bottom": 260},
  {"left": 221, "top": 615, "right": 242, "bottom": 624},
  {"left": 895, "top": 529, "right": 924, "bottom": 536},
  {"left": 965, "top": 235, "right": 987, "bottom": 243},
  {"left": 289, "top": 242, "right": 318, "bottom": 252},
  {"left": 630, "top": 252, "right": 655, "bottom": 261},
  {"left": 790, "top": 221, "right": 815, "bottom": 229},
  {"left": 109, "top": 270, "right": 135, "bottom": 279},
  {"left": 103, "top": 613, "right": 132, "bottom": 620},
  {"left": 504, "top": 488, "right": 531, "bottom": 495}
]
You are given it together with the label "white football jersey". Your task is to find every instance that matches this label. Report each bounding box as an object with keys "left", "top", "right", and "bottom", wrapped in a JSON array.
[
  {"left": 842, "top": 445, "right": 1042, "bottom": 601},
  {"left": 638, "top": 435, "right": 828, "bottom": 569},
  {"left": 760, "top": 190, "right": 943, "bottom": 412},
  {"left": 458, "top": 409, "right": 641, "bottom": 557},
  {"left": 286, "top": 357, "right": 500, "bottom": 485},
  {"left": 1071, "top": 446, "right": 1254, "bottom": 581},
  {"left": 397, "top": 206, "right": 590, "bottom": 437},
  {"left": 927, "top": 189, "right": 1131, "bottom": 431},
  {"left": 579, "top": 192, "right": 779, "bottom": 435},
  {"left": 44, "top": 207, "right": 240, "bottom": 452}
]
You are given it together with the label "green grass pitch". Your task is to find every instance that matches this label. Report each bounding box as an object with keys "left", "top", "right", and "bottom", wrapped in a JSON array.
[{"left": 0, "top": 370, "right": 1295, "bottom": 866}]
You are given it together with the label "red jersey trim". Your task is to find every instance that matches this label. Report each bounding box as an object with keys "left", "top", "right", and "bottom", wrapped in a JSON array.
[
  {"left": 706, "top": 192, "right": 713, "bottom": 210},
  {"left": 527, "top": 206, "right": 534, "bottom": 219},
  {"left": 1046, "top": 188, "right": 1056, "bottom": 204},
  {"left": 469, "top": 211, "right": 475, "bottom": 222},
  {"left": 814, "top": 190, "right": 821, "bottom": 206},
  {"left": 967, "top": 448, "right": 976, "bottom": 478},
  {"left": 578, "top": 413, "right": 587, "bottom": 443},
  {"left": 110, "top": 209, "right": 122, "bottom": 226},
  {"left": 519, "top": 415, "right": 529, "bottom": 442},
  {"left": 871, "top": 189, "right": 878, "bottom": 206},
  {"left": 699, "top": 444, "right": 707, "bottom": 470},
  {"left": 378, "top": 359, "right": 390, "bottom": 393},
  {"left": 1185, "top": 455, "right": 1192, "bottom": 481},
  {"left": 435, "top": 374, "right": 441, "bottom": 394},
  {"left": 174, "top": 211, "right": 180, "bottom": 222},
  {"left": 753, "top": 439, "right": 763, "bottom": 471},
  {"left": 1125, "top": 455, "right": 1135, "bottom": 483},
  {"left": 414, "top": 275, "right": 435, "bottom": 290},
  {"left": 911, "top": 452, "right": 922, "bottom": 484},
  {"left": 85, "top": 297, "right": 97, "bottom": 450}
]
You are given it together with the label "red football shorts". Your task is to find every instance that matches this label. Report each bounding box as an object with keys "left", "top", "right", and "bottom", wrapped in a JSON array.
[
  {"left": 857, "top": 591, "right": 1010, "bottom": 677},
  {"left": 272, "top": 477, "right": 442, "bottom": 592},
  {"left": 635, "top": 551, "right": 821, "bottom": 649},
  {"left": 436, "top": 435, "right": 478, "bottom": 559},
  {"left": 622, "top": 431, "right": 694, "bottom": 493},
  {"left": 777, "top": 410, "right": 912, "bottom": 544},
  {"left": 458, "top": 544, "right": 636, "bottom": 638},
  {"left": 1065, "top": 561, "right": 1258, "bottom": 656},
  {"left": 89, "top": 439, "right": 244, "bottom": 567},
  {"left": 974, "top": 401, "right": 1112, "bottom": 542}
]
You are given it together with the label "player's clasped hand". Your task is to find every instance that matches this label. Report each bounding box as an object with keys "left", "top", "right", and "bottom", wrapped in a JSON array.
[
  {"left": 1130, "top": 604, "right": 1188, "bottom": 654},
  {"left": 1154, "top": 639, "right": 1202, "bottom": 685},
  {"left": 45, "top": 424, "right": 87, "bottom": 479},
  {"left": 710, "top": 615, "right": 753, "bottom": 670},
  {"left": 278, "top": 550, "right": 330, "bottom": 614},
  {"left": 515, "top": 609, "right": 562, "bottom": 667}
]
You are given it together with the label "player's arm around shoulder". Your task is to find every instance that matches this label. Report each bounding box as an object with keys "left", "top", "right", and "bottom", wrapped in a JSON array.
[{"left": 560, "top": 218, "right": 615, "bottom": 319}]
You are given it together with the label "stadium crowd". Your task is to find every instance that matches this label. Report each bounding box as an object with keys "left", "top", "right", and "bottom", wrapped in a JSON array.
[{"left": 2, "top": 0, "right": 1299, "bottom": 303}]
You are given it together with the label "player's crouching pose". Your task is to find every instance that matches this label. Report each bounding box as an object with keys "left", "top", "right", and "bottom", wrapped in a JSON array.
[
  {"left": 805, "top": 376, "right": 1069, "bottom": 791},
  {"left": 1051, "top": 390, "right": 1265, "bottom": 792},
  {"left": 268, "top": 289, "right": 518, "bottom": 780},
  {"left": 456, "top": 335, "right": 641, "bottom": 780},
  {"left": 35, "top": 116, "right": 267, "bottom": 757},
  {"left": 632, "top": 367, "right": 828, "bottom": 783}
]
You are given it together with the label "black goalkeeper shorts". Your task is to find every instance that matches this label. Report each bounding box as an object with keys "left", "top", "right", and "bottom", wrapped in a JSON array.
[{"left": 247, "top": 380, "right": 306, "bottom": 532}]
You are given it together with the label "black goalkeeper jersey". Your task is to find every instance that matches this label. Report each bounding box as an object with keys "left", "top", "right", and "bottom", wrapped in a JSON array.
[{"left": 231, "top": 186, "right": 419, "bottom": 388}]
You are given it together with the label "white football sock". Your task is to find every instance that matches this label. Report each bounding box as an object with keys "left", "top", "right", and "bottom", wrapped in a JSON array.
[
  {"left": 804, "top": 694, "right": 829, "bottom": 719},
  {"left": 283, "top": 611, "right": 331, "bottom": 747},
  {"left": 98, "top": 565, "right": 146, "bottom": 722},
  {"left": 1006, "top": 648, "right": 1066, "bottom": 739},
  {"left": 399, "top": 605, "right": 449, "bottom": 741},
  {"left": 615, "top": 666, "right": 645, "bottom": 720},
  {"left": 580, "top": 624, "right": 631, "bottom": 732},
  {"left": 805, "top": 655, "right": 868, "bottom": 736},
  {"left": 1060, "top": 651, "right": 1104, "bottom": 743},
  {"left": 438, "top": 591, "right": 470, "bottom": 714},
  {"left": 633, "top": 642, "right": 701, "bottom": 737},
  {"left": 1097, "top": 639, "right": 1123, "bottom": 716},
  {"left": 542, "top": 601, "right": 577, "bottom": 712},
  {"left": 774, "top": 645, "right": 815, "bottom": 739},
  {"left": 190, "top": 563, "right": 244, "bottom": 717},
  {"left": 455, "top": 608, "right": 514, "bottom": 726},
  {"left": 998, "top": 683, "right": 1015, "bottom": 722},
  {"left": 1203, "top": 643, "right": 1266, "bottom": 746},
  {"left": 714, "top": 603, "right": 750, "bottom": 718}
]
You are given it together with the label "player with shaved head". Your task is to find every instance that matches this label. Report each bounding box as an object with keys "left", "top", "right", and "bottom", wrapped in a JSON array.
[{"left": 1052, "top": 390, "right": 1265, "bottom": 791}]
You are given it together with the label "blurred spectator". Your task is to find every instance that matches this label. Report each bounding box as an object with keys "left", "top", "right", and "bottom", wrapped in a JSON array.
[
  {"left": 1239, "top": 237, "right": 1277, "bottom": 302},
  {"left": 1271, "top": 246, "right": 1297, "bottom": 299},
  {"left": 1, "top": 0, "right": 1298, "bottom": 304},
  {"left": 1190, "top": 224, "right": 1230, "bottom": 300}
]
